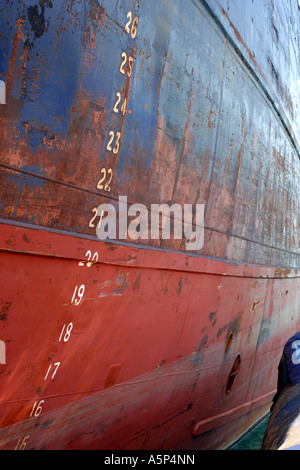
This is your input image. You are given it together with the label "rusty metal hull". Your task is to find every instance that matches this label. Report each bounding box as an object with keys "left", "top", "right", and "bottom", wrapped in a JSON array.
[{"left": 0, "top": 0, "right": 299, "bottom": 450}]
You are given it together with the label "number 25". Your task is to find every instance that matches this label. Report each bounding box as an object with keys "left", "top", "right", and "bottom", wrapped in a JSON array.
[{"left": 120, "top": 52, "right": 133, "bottom": 78}]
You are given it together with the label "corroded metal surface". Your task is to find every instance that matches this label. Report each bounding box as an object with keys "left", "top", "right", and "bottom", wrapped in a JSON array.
[
  {"left": 0, "top": 0, "right": 299, "bottom": 450},
  {"left": 0, "top": 0, "right": 299, "bottom": 266}
]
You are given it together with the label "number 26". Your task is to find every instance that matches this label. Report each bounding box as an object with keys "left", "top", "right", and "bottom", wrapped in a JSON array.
[{"left": 125, "top": 12, "right": 138, "bottom": 38}]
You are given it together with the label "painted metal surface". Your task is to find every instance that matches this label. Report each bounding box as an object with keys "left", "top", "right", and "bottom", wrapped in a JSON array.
[{"left": 0, "top": 0, "right": 299, "bottom": 450}]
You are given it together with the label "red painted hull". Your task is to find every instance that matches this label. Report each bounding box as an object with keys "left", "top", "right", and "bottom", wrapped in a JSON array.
[
  {"left": 0, "top": 0, "right": 299, "bottom": 450},
  {"left": 0, "top": 223, "right": 299, "bottom": 450}
]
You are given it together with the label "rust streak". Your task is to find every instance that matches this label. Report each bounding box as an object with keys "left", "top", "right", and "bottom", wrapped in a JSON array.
[{"left": 221, "top": 8, "right": 263, "bottom": 77}]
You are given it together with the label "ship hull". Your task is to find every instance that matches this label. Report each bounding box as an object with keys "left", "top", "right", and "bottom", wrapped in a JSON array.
[
  {"left": 0, "top": 222, "right": 299, "bottom": 450},
  {"left": 0, "top": 0, "right": 299, "bottom": 450}
]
